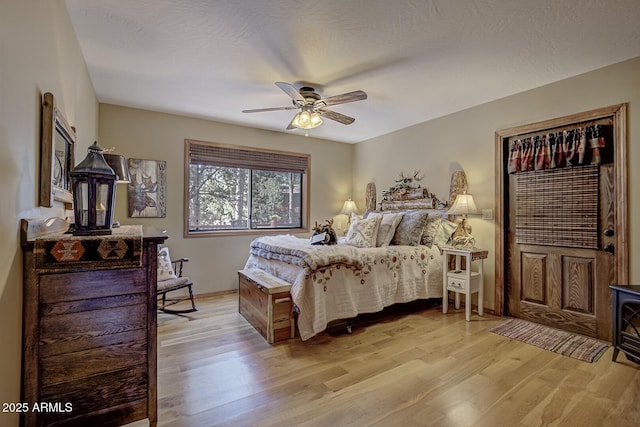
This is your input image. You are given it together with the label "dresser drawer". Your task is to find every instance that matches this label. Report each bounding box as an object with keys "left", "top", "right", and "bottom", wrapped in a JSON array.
[
  {"left": 446, "top": 271, "right": 480, "bottom": 292},
  {"left": 447, "top": 277, "right": 466, "bottom": 291},
  {"left": 40, "top": 268, "right": 147, "bottom": 303}
]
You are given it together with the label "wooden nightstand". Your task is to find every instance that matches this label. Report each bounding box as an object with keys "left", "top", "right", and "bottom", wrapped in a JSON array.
[{"left": 442, "top": 247, "right": 488, "bottom": 321}]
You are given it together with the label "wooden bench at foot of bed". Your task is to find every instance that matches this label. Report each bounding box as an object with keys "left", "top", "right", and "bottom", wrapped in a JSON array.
[{"left": 238, "top": 268, "right": 296, "bottom": 344}]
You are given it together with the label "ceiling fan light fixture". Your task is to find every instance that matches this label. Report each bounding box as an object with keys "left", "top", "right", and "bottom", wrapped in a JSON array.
[
  {"left": 292, "top": 109, "right": 323, "bottom": 129},
  {"left": 310, "top": 112, "right": 323, "bottom": 127},
  {"left": 243, "top": 82, "right": 364, "bottom": 130}
]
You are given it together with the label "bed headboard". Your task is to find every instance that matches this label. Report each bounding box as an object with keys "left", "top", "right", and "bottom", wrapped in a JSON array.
[
  {"left": 382, "top": 207, "right": 450, "bottom": 218},
  {"left": 365, "top": 170, "right": 467, "bottom": 217},
  {"left": 377, "top": 198, "right": 449, "bottom": 218}
]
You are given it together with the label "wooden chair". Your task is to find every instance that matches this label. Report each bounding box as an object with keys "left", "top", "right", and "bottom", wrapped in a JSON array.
[{"left": 157, "top": 257, "right": 197, "bottom": 314}]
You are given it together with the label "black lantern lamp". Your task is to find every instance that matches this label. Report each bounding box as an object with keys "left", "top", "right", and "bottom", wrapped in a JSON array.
[{"left": 70, "top": 141, "right": 117, "bottom": 236}]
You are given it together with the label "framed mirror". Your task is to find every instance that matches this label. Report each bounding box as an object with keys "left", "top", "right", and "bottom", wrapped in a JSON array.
[{"left": 40, "top": 92, "right": 75, "bottom": 207}]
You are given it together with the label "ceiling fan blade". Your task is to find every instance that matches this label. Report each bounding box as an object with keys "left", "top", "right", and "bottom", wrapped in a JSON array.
[
  {"left": 242, "top": 106, "right": 297, "bottom": 113},
  {"left": 275, "top": 82, "right": 305, "bottom": 102},
  {"left": 285, "top": 115, "right": 297, "bottom": 130},
  {"left": 318, "top": 108, "right": 355, "bottom": 125},
  {"left": 322, "top": 90, "right": 367, "bottom": 106}
]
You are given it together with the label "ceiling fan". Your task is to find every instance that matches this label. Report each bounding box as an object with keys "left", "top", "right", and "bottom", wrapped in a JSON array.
[{"left": 242, "top": 82, "right": 367, "bottom": 130}]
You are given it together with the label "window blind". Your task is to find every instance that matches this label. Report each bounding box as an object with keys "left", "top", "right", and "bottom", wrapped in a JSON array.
[
  {"left": 187, "top": 140, "right": 309, "bottom": 173},
  {"left": 515, "top": 164, "right": 599, "bottom": 249}
]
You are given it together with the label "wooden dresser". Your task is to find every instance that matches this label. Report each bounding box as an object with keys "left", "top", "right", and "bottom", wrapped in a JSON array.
[{"left": 21, "top": 221, "right": 166, "bottom": 427}]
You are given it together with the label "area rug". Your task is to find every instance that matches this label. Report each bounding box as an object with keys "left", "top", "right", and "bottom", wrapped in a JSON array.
[{"left": 489, "top": 318, "right": 609, "bottom": 363}]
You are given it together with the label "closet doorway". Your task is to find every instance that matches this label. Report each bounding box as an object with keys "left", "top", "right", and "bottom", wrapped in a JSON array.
[{"left": 494, "top": 104, "right": 628, "bottom": 341}]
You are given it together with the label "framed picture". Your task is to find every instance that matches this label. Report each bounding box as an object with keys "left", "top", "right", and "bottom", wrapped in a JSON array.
[
  {"left": 40, "top": 92, "right": 75, "bottom": 207},
  {"left": 127, "top": 158, "right": 166, "bottom": 218}
]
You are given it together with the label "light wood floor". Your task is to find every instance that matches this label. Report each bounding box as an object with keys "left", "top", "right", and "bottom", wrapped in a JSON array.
[{"left": 152, "top": 293, "right": 640, "bottom": 427}]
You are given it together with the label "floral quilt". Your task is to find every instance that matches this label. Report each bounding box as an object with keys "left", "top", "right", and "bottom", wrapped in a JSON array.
[{"left": 245, "top": 235, "right": 443, "bottom": 340}]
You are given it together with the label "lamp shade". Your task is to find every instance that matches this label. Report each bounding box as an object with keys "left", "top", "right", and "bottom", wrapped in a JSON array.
[
  {"left": 447, "top": 194, "right": 479, "bottom": 215},
  {"left": 291, "top": 107, "right": 323, "bottom": 129},
  {"left": 339, "top": 199, "right": 359, "bottom": 216},
  {"left": 103, "top": 153, "right": 131, "bottom": 183}
]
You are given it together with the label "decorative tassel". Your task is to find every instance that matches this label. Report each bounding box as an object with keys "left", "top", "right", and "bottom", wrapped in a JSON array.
[
  {"left": 542, "top": 134, "right": 551, "bottom": 170},
  {"left": 534, "top": 136, "right": 543, "bottom": 170},
  {"left": 564, "top": 130, "right": 576, "bottom": 166},
  {"left": 555, "top": 131, "right": 565, "bottom": 168},
  {"left": 521, "top": 137, "right": 534, "bottom": 171},
  {"left": 534, "top": 135, "right": 550, "bottom": 170},
  {"left": 591, "top": 124, "right": 605, "bottom": 165},
  {"left": 549, "top": 133, "right": 557, "bottom": 168},
  {"left": 577, "top": 127, "right": 588, "bottom": 164},
  {"left": 508, "top": 139, "right": 521, "bottom": 174}
]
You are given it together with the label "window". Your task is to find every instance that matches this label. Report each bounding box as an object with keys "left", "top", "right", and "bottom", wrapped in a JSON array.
[{"left": 185, "top": 139, "right": 310, "bottom": 236}]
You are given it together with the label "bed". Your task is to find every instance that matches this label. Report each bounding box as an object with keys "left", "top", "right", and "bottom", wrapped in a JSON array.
[{"left": 243, "top": 174, "right": 465, "bottom": 341}]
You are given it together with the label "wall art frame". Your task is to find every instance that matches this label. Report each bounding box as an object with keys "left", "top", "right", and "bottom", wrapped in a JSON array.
[
  {"left": 127, "top": 158, "right": 167, "bottom": 218},
  {"left": 40, "top": 92, "right": 75, "bottom": 207}
]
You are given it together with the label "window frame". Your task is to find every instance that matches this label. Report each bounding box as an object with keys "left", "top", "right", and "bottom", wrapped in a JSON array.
[{"left": 184, "top": 139, "right": 310, "bottom": 237}]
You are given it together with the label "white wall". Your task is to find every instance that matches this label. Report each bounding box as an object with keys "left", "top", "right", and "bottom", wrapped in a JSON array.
[
  {"left": 98, "top": 104, "right": 354, "bottom": 294},
  {"left": 2, "top": 2, "right": 639, "bottom": 423},
  {"left": 354, "top": 56, "right": 640, "bottom": 311},
  {"left": 0, "top": 1, "right": 99, "bottom": 423}
]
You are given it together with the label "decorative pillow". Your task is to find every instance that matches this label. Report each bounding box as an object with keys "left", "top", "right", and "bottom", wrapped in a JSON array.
[
  {"left": 421, "top": 216, "right": 444, "bottom": 247},
  {"left": 367, "top": 212, "right": 405, "bottom": 247},
  {"left": 157, "top": 247, "right": 177, "bottom": 281},
  {"left": 344, "top": 215, "right": 382, "bottom": 248},
  {"left": 433, "top": 219, "right": 459, "bottom": 247},
  {"left": 391, "top": 210, "right": 430, "bottom": 246}
]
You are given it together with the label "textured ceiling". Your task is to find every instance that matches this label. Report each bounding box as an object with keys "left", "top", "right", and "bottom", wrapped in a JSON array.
[{"left": 65, "top": 0, "right": 640, "bottom": 143}]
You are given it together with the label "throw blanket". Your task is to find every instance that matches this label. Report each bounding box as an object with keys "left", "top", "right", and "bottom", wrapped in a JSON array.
[
  {"left": 250, "top": 234, "right": 366, "bottom": 273},
  {"left": 247, "top": 235, "right": 444, "bottom": 340}
]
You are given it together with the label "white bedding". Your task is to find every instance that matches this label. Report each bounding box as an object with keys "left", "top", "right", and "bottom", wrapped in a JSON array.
[{"left": 244, "top": 235, "right": 443, "bottom": 340}]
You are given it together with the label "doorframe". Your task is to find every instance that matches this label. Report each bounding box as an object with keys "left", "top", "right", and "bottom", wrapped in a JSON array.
[{"left": 494, "top": 104, "right": 628, "bottom": 316}]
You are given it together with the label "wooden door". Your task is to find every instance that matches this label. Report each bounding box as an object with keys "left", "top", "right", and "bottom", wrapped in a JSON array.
[
  {"left": 507, "top": 164, "right": 616, "bottom": 340},
  {"left": 495, "top": 104, "right": 628, "bottom": 343}
]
